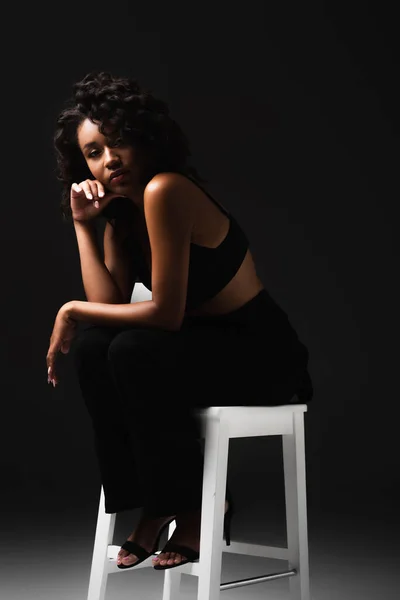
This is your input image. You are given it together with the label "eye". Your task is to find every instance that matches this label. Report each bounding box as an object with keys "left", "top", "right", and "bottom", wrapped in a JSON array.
[
  {"left": 110, "top": 137, "right": 123, "bottom": 147},
  {"left": 88, "top": 149, "right": 100, "bottom": 158}
]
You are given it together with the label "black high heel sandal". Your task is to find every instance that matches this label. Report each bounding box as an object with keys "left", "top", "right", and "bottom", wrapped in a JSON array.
[
  {"left": 153, "top": 489, "right": 235, "bottom": 571},
  {"left": 223, "top": 487, "right": 234, "bottom": 546},
  {"left": 117, "top": 516, "right": 175, "bottom": 570}
]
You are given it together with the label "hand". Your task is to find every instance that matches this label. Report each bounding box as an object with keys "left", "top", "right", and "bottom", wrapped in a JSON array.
[
  {"left": 46, "top": 304, "right": 78, "bottom": 387},
  {"left": 71, "top": 179, "right": 125, "bottom": 222}
]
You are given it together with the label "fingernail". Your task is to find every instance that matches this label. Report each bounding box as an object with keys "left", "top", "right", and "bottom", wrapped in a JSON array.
[{"left": 98, "top": 190, "right": 104, "bottom": 197}]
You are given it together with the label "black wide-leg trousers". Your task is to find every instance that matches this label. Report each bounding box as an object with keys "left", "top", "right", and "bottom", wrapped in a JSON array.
[{"left": 71, "top": 290, "right": 312, "bottom": 516}]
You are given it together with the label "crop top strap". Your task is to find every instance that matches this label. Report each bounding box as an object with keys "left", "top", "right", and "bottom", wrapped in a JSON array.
[{"left": 184, "top": 174, "right": 231, "bottom": 217}]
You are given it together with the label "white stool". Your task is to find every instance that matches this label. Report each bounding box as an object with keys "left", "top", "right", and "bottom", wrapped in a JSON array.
[
  {"left": 87, "top": 405, "right": 310, "bottom": 600},
  {"left": 86, "top": 285, "right": 311, "bottom": 600}
]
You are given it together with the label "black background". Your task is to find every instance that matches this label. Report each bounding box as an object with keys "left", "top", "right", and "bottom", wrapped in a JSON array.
[{"left": 1, "top": 1, "right": 399, "bottom": 598}]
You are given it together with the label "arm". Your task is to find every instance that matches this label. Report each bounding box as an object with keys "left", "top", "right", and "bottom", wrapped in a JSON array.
[
  {"left": 66, "top": 174, "right": 194, "bottom": 331},
  {"left": 73, "top": 220, "right": 124, "bottom": 303}
]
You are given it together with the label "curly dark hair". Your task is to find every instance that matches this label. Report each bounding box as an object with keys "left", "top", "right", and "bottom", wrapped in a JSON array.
[{"left": 53, "top": 71, "right": 206, "bottom": 225}]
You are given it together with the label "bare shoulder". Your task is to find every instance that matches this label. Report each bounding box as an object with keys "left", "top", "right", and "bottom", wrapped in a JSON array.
[
  {"left": 145, "top": 172, "right": 196, "bottom": 209},
  {"left": 144, "top": 172, "right": 195, "bottom": 223},
  {"left": 145, "top": 171, "right": 193, "bottom": 192}
]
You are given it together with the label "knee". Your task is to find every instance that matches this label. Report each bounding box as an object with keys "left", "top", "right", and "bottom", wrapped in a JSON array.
[
  {"left": 72, "top": 326, "right": 115, "bottom": 366},
  {"left": 107, "top": 328, "right": 177, "bottom": 367}
]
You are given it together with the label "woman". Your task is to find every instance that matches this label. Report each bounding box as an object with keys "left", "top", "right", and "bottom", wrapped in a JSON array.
[{"left": 46, "top": 71, "right": 313, "bottom": 571}]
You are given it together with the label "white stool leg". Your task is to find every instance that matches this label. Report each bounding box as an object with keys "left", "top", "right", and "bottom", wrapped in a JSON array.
[
  {"left": 87, "top": 487, "right": 116, "bottom": 600},
  {"left": 282, "top": 412, "right": 310, "bottom": 600},
  {"left": 162, "top": 571, "right": 182, "bottom": 600},
  {"left": 197, "top": 411, "right": 229, "bottom": 600},
  {"left": 161, "top": 521, "right": 182, "bottom": 600}
]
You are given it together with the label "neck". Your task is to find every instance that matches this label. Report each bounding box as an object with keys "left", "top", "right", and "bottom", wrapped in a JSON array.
[{"left": 123, "top": 184, "right": 146, "bottom": 214}]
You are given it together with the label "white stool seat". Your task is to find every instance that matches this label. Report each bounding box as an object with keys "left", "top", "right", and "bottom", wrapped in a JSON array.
[{"left": 86, "top": 403, "right": 310, "bottom": 600}]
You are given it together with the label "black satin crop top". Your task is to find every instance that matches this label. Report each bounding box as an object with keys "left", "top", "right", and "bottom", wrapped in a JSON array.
[{"left": 123, "top": 175, "right": 250, "bottom": 311}]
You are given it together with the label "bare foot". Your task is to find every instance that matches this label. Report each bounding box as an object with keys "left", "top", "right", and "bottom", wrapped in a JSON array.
[
  {"left": 152, "top": 501, "right": 229, "bottom": 568},
  {"left": 117, "top": 514, "right": 175, "bottom": 567}
]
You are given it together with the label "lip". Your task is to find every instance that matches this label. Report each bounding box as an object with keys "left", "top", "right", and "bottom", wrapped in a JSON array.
[{"left": 109, "top": 169, "right": 129, "bottom": 183}]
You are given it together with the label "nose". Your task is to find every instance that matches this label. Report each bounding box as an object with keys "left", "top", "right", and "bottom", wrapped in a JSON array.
[{"left": 103, "top": 146, "right": 121, "bottom": 168}]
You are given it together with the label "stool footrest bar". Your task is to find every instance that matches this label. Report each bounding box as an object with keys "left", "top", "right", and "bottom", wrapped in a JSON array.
[{"left": 220, "top": 569, "right": 297, "bottom": 591}]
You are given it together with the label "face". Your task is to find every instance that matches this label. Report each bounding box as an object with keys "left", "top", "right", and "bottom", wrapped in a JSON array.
[{"left": 77, "top": 118, "right": 143, "bottom": 195}]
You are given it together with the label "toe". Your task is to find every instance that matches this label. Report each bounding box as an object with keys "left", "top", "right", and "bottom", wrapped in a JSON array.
[
  {"left": 159, "top": 551, "right": 170, "bottom": 566},
  {"left": 174, "top": 553, "right": 183, "bottom": 564},
  {"left": 152, "top": 551, "right": 185, "bottom": 567},
  {"left": 167, "top": 552, "right": 176, "bottom": 565},
  {"left": 119, "top": 552, "right": 138, "bottom": 566},
  {"left": 117, "top": 550, "right": 128, "bottom": 565},
  {"left": 153, "top": 551, "right": 165, "bottom": 565},
  {"left": 160, "top": 552, "right": 169, "bottom": 565},
  {"left": 123, "top": 554, "right": 138, "bottom": 566}
]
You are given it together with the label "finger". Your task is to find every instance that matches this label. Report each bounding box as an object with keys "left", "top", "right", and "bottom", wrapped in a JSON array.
[
  {"left": 47, "top": 365, "right": 57, "bottom": 386},
  {"left": 88, "top": 180, "right": 99, "bottom": 200},
  {"left": 94, "top": 188, "right": 125, "bottom": 211},
  {"left": 92, "top": 181, "right": 104, "bottom": 209},
  {"left": 79, "top": 180, "right": 94, "bottom": 201},
  {"left": 47, "top": 347, "right": 57, "bottom": 374},
  {"left": 87, "top": 183, "right": 99, "bottom": 208},
  {"left": 95, "top": 181, "right": 105, "bottom": 199}
]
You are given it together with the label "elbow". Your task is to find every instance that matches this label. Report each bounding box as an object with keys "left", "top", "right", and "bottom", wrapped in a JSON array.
[{"left": 153, "top": 303, "right": 184, "bottom": 332}]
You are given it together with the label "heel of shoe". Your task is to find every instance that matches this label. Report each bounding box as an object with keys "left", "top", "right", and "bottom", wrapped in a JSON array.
[{"left": 223, "top": 504, "right": 234, "bottom": 546}]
